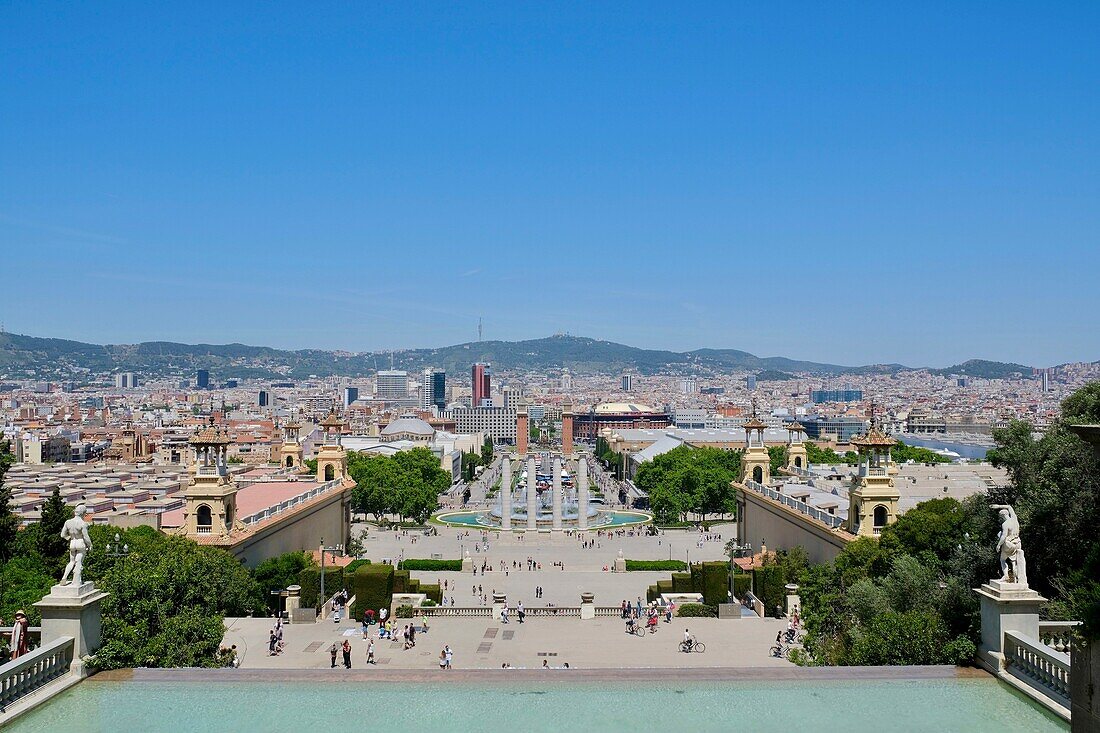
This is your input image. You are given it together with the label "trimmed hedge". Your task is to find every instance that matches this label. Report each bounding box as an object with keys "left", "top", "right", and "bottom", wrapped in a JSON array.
[
  {"left": 349, "top": 564, "right": 394, "bottom": 620},
  {"left": 647, "top": 585, "right": 660, "bottom": 603},
  {"left": 671, "top": 572, "right": 693, "bottom": 593},
  {"left": 733, "top": 574, "right": 752, "bottom": 599},
  {"left": 419, "top": 583, "right": 443, "bottom": 604},
  {"left": 656, "top": 579, "right": 674, "bottom": 596},
  {"left": 297, "top": 566, "right": 346, "bottom": 609},
  {"left": 624, "top": 560, "right": 688, "bottom": 572},
  {"left": 397, "top": 559, "right": 462, "bottom": 571},
  {"left": 344, "top": 559, "right": 371, "bottom": 574},
  {"left": 677, "top": 603, "right": 718, "bottom": 618},
  {"left": 699, "top": 561, "right": 728, "bottom": 607},
  {"left": 754, "top": 565, "right": 786, "bottom": 617}
]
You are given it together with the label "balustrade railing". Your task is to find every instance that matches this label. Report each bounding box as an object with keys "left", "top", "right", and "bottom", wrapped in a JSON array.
[
  {"left": 0, "top": 636, "right": 74, "bottom": 710},
  {"left": 418, "top": 605, "right": 620, "bottom": 618},
  {"left": 1003, "top": 630, "right": 1071, "bottom": 705},
  {"left": 1038, "top": 621, "right": 1079, "bottom": 656},
  {"left": 239, "top": 477, "right": 344, "bottom": 526},
  {"left": 743, "top": 480, "right": 844, "bottom": 529}
]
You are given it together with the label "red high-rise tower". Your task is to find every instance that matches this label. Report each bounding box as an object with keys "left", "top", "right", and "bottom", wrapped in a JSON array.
[{"left": 472, "top": 363, "right": 492, "bottom": 407}]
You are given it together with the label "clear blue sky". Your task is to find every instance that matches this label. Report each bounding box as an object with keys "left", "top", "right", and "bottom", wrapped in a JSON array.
[{"left": 2, "top": 3, "right": 1098, "bottom": 368}]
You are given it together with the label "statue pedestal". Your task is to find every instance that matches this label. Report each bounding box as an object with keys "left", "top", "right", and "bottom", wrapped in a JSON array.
[
  {"left": 974, "top": 580, "right": 1046, "bottom": 673},
  {"left": 461, "top": 554, "right": 473, "bottom": 573},
  {"left": 492, "top": 592, "right": 507, "bottom": 622},
  {"left": 613, "top": 554, "right": 626, "bottom": 573},
  {"left": 35, "top": 582, "right": 109, "bottom": 678},
  {"left": 580, "top": 592, "right": 595, "bottom": 620}
]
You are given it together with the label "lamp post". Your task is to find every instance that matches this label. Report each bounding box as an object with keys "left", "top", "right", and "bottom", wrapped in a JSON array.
[
  {"left": 105, "top": 533, "right": 129, "bottom": 560},
  {"left": 319, "top": 538, "right": 344, "bottom": 616}
]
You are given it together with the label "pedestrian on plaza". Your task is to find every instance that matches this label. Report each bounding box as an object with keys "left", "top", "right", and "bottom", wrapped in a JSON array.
[
  {"left": 517, "top": 601, "right": 525, "bottom": 624},
  {"left": 342, "top": 639, "right": 352, "bottom": 669},
  {"left": 379, "top": 607, "right": 388, "bottom": 626},
  {"left": 367, "top": 638, "right": 375, "bottom": 664},
  {"left": 439, "top": 649, "right": 448, "bottom": 669},
  {"left": 330, "top": 642, "right": 339, "bottom": 668},
  {"left": 269, "top": 630, "right": 278, "bottom": 656}
]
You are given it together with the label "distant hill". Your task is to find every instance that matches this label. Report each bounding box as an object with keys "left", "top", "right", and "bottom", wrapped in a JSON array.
[{"left": 0, "top": 331, "right": 1040, "bottom": 382}]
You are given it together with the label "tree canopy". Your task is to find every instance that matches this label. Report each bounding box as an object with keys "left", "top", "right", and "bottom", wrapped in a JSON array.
[
  {"left": 634, "top": 445, "right": 739, "bottom": 523},
  {"left": 348, "top": 447, "right": 449, "bottom": 523}
]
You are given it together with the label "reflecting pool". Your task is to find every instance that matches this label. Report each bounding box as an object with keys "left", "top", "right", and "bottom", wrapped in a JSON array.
[
  {"left": 435, "top": 509, "right": 652, "bottom": 529},
  {"left": 8, "top": 677, "right": 1066, "bottom": 733}
]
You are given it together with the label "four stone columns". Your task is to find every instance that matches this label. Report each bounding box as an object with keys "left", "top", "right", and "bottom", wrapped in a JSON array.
[
  {"left": 552, "top": 458, "right": 563, "bottom": 531},
  {"left": 501, "top": 458, "right": 512, "bottom": 531},
  {"left": 526, "top": 456, "right": 538, "bottom": 531}
]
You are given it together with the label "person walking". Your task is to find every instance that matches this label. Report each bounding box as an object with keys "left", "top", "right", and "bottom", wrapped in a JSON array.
[
  {"left": 329, "top": 642, "right": 339, "bottom": 668},
  {"left": 366, "top": 638, "right": 375, "bottom": 665},
  {"left": 517, "top": 601, "right": 525, "bottom": 624},
  {"left": 342, "top": 639, "right": 352, "bottom": 669},
  {"left": 444, "top": 644, "right": 453, "bottom": 669}
]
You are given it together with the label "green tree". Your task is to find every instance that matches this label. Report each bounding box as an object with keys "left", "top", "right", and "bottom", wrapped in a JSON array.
[
  {"left": 768, "top": 445, "right": 788, "bottom": 474},
  {"left": 252, "top": 551, "right": 314, "bottom": 612},
  {"left": 635, "top": 445, "right": 739, "bottom": 523},
  {"left": 0, "top": 440, "right": 20, "bottom": 562},
  {"left": 481, "top": 436, "right": 494, "bottom": 465},
  {"left": 38, "top": 487, "right": 73, "bottom": 567}
]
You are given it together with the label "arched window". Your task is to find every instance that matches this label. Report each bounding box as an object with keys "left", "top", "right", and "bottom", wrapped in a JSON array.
[
  {"left": 196, "top": 504, "right": 212, "bottom": 531},
  {"left": 753, "top": 465, "right": 763, "bottom": 483},
  {"left": 325, "top": 464, "right": 335, "bottom": 481},
  {"left": 286, "top": 455, "right": 294, "bottom": 467},
  {"left": 794, "top": 456, "right": 803, "bottom": 468},
  {"left": 873, "top": 504, "right": 888, "bottom": 528}
]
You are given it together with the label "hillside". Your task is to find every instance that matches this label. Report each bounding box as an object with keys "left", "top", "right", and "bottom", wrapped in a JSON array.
[{"left": 0, "top": 331, "right": 1039, "bottom": 382}]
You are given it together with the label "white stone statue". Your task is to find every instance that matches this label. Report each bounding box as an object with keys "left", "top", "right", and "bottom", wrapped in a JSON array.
[
  {"left": 60, "top": 504, "right": 93, "bottom": 587},
  {"left": 992, "top": 504, "right": 1027, "bottom": 587}
]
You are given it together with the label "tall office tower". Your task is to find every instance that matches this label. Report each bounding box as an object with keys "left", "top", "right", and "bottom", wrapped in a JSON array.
[
  {"left": 420, "top": 369, "right": 446, "bottom": 410},
  {"left": 621, "top": 374, "right": 633, "bottom": 392},
  {"left": 375, "top": 370, "right": 409, "bottom": 400},
  {"left": 746, "top": 375, "right": 757, "bottom": 391},
  {"left": 679, "top": 377, "right": 697, "bottom": 395},
  {"left": 560, "top": 369, "right": 573, "bottom": 393},
  {"left": 344, "top": 386, "right": 359, "bottom": 406},
  {"left": 196, "top": 369, "right": 210, "bottom": 389},
  {"left": 1042, "top": 369, "right": 1050, "bottom": 392},
  {"left": 258, "top": 390, "right": 269, "bottom": 407},
  {"left": 114, "top": 374, "right": 127, "bottom": 389},
  {"left": 472, "top": 363, "right": 492, "bottom": 407}
]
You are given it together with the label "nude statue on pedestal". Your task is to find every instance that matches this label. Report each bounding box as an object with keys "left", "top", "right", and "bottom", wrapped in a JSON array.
[
  {"left": 60, "top": 504, "right": 93, "bottom": 587},
  {"left": 991, "top": 504, "right": 1027, "bottom": 587}
]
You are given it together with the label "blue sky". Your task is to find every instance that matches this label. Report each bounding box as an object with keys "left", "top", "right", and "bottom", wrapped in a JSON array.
[{"left": 2, "top": 3, "right": 1098, "bottom": 367}]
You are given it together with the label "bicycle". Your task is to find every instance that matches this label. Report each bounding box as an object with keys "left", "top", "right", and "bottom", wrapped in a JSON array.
[
  {"left": 679, "top": 638, "right": 705, "bottom": 653},
  {"left": 769, "top": 643, "right": 791, "bottom": 659},
  {"left": 626, "top": 623, "right": 646, "bottom": 638}
]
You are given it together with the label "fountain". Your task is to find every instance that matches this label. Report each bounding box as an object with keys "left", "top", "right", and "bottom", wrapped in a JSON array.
[{"left": 434, "top": 453, "right": 650, "bottom": 530}]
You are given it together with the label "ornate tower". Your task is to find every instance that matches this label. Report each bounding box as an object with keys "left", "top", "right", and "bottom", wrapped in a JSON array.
[
  {"left": 516, "top": 404, "right": 529, "bottom": 457},
  {"left": 279, "top": 419, "right": 304, "bottom": 469},
  {"left": 315, "top": 410, "right": 348, "bottom": 483},
  {"left": 183, "top": 422, "right": 238, "bottom": 537},
  {"left": 784, "top": 421, "right": 809, "bottom": 473},
  {"left": 561, "top": 402, "right": 574, "bottom": 458},
  {"left": 846, "top": 426, "right": 899, "bottom": 537},
  {"left": 740, "top": 409, "right": 771, "bottom": 485}
]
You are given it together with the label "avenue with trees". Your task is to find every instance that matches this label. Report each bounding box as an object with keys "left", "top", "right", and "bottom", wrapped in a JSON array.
[
  {"left": 348, "top": 447, "right": 451, "bottom": 523},
  {"left": 634, "top": 445, "right": 739, "bottom": 524}
]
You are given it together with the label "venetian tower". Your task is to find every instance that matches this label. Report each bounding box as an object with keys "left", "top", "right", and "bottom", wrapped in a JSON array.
[
  {"left": 182, "top": 421, "right": 238, "bottom": 537},
  {"left": 846, "top": 425, "right": 899, "bottom": 537},
  {"left": 314, "top": 410, "right": 348, "bottom": 483},
  {"left": 784, "top": 422, "right": 808, "bottom": 473},
  {"left": 740, "top": 408, "right": 771, "bottom": 485},
  {"left": 279, "top": 418, "right": 304, "bottom": 469}
]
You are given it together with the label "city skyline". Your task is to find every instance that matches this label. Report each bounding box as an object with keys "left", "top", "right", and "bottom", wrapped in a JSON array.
[{"left": 2, "top": 4, "right": 1098, "bottom": 366}]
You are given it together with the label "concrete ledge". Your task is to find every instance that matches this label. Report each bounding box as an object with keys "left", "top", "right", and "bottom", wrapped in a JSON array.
[{"left": 0, "top": 672, "right": 81, "bottom": 728}]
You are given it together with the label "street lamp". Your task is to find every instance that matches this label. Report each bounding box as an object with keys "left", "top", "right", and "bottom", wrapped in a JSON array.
[
  {"left": 105, "top": 533, "right": 129, "bottom": 560},
  {"left": 319, "top": 538, "right": 344, "bottom": 615}
]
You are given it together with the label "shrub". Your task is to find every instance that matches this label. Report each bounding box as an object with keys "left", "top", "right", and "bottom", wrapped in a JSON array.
[
  {"left": 392, "top": 569, "right": 411, "bottom": 593},
  {"left": 344, "top": 559, "right": 371, "bottom": 574},
  {"left": 348, "top": 564, "right": 394, "bottom": 620},
  {"left": 754, "top": 565, "right": 786, "bottom": 617},
  {"left": 677, "top": 603, "right": 718, "bottom": 618},
  {"left": 419, "top": 583, "right": 443, "bottom": 604},
  {"left": 656, "top": 579, "right": 673, "bottom": 596},
  {"left": 733, "top": 574, "right": 752, "bottom": 599},
  {"left": 395, "top": 605, "right": 415, "bottom": 618},
  {"left": 647, "top": 585, "right": 661, "bottom": 603},
  {"left": 624, "top": 560, "right": 688, "bottom": 571},
  {"left": 398, "top": 559, "right": 463, "bottom": 572},
  {"left": 297, "top": 566, "right": 345, "bottom": 609},
  {"left": 699, "top": 561, "right": 729, "bottom": 607},
  {"left": 942, "top": 635, "right": 977, "bottom": 666},
  {"left": 671, "top": 572, "right": 693, "bottom": 593}
]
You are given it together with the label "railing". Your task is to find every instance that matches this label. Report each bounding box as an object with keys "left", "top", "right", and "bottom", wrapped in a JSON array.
[
  {"left": 743, "top": 480, "right": 845, "bottom": 530},
  {"left": 744, "top": 591, "right": 765, "bottom": 618},
  {"left": 0, "top": 636, "right": 74, "bottom": 710},
  {"left": 417, "top": 605, "right": 621, "bottom": 618},
  {"left": 1038, "top": 621, "right": 1080, "bottom": 656},
  {"left": 320, "top": 594, "right": 356, "bottom": 622},
  {"left": 1003, "top": 630, "right": 1071, "bottom": 706},
  {"left": 239, "top": 477, "right": 345, "bottom": 526},
  {"left": 419, "top": 607, "right": 493, "bottom": 617}
]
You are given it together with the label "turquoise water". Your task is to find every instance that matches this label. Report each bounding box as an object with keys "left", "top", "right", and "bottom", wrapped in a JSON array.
[
  {"left": 8, "top": 678, "right": 1066, "bottom": 733},
  {"left": 436, "top": 509, "right": 651, "bottom": 529}
]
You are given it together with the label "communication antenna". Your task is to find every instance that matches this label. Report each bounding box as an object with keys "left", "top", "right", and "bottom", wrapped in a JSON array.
[{"left": 478, "top": 317, "right": 483, "bottom": 342}]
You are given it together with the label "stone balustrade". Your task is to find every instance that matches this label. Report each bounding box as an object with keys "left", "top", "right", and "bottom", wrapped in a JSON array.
[
  {"left": 1038, "top": 620, "right": 1079, "bottom": 656},
  {"left": 418, "top": 605, "right": 621, "bottom": 618},
  {"left": 0, "top": 636, "right": 74, "bottom": 710},
  {"left": 743, "top": 479, "right": 845, "bottom": 529},
  {"left": 1004, "top": 630, "right": 1071, "bottom": 706}
]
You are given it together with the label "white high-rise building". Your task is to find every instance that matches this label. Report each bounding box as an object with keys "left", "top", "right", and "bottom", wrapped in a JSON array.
[{"left": 376, "top": 370, "right": 409, "bottom": 400}]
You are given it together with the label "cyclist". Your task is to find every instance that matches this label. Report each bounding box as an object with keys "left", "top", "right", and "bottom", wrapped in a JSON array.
[
  {"left": 626, "top": 611, "right": 638, "bottom": 635},
  {"left": 682, "top": 629, "right": 693, "bottom": 652}
]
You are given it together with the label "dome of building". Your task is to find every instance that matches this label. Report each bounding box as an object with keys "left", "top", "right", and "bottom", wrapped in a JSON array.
[
  {"left": 380, "top": 415, "right": 435, "bottom": 441},
  {"left": 592, "top": 402, "right": 657, "bottom": 414}
]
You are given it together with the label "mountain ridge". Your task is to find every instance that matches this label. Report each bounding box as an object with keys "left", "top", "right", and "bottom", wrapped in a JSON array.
[{"left": 0, "top": 331, "right": 1037, "bottom": 381}]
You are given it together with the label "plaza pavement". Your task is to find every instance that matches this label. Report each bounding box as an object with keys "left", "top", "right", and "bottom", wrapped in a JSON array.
[{"left": 223, "top": 521, "right": 786, "bottom": 671}]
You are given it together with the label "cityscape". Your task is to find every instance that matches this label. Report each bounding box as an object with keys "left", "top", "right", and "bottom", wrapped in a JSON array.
[{"left": 1, "top": 4, "right": 1098, "bottom": 733}]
